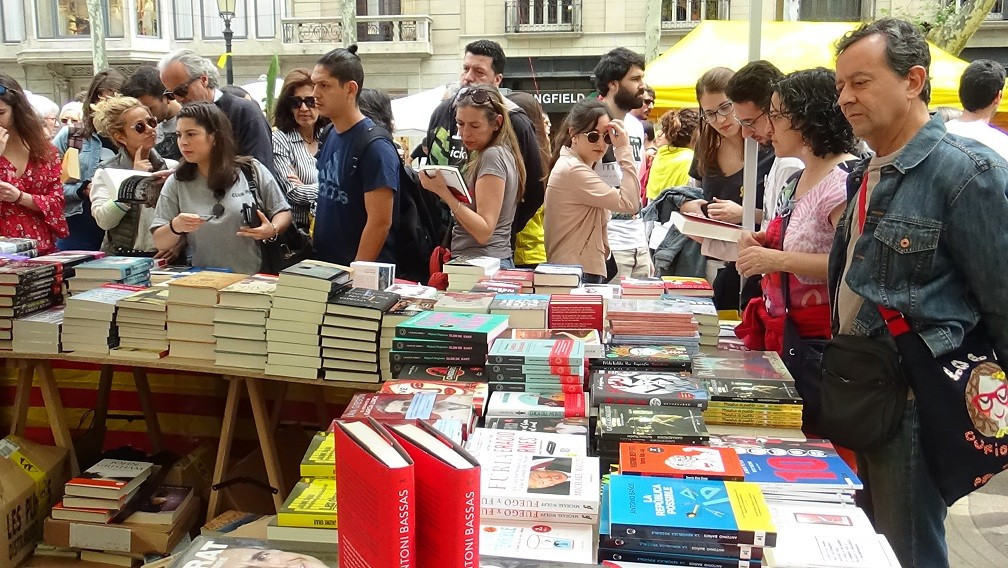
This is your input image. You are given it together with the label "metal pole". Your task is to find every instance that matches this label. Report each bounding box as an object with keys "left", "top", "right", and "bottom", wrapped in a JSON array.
[
  {"left": 741, "top": 0, "right": 762, "bottom": 233},
  {"left": 86, "top": 0, "right": 107, "bottom": 73},
  {"left": 224, "top": 20, "right": 234, "bottom": 86}
]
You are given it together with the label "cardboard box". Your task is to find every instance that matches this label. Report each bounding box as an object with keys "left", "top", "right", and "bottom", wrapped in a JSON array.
[
  {"left": 0, "top": 435, "right": 69, "bottom": 568},
  {"left": 162, "top": 443, "right": 216, "bottom": 504}
]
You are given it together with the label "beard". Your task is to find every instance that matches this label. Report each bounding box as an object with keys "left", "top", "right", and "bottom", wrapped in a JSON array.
[{"left": 614, "top": 83, "right": 644, "bottom": 113}]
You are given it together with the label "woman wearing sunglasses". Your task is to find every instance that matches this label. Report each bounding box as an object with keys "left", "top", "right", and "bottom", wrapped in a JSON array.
[
  {"left": 543, "top": 98, "right": 641, "bottom": 283},
  {"left": 0, "top": 74, "right": 69, "bottom": 255},
  {"left": 420, "top": 85, "right": 525, "bottom": 266},
  {"left": 89, "top": 96, "right": 178, "bottom": 257},
  {"left": 151, "top": 102, "right": 292, "bottom": 274},
  {"left": 272, "top": 68, "right": 328, "bottom": 232}
]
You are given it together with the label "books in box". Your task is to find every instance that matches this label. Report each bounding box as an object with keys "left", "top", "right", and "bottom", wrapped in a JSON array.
[
  {"left": 480, "top": 520, "right": 595, "bottom": 564},
  {"left": 42, "top": 502, "right": 197, "bottom": 555},
  {"left": 277, "top": 477, "right": 337, "bottom": 528},
  {"left": 486, "top": 392, "right": 589, "bottom": 418},
  {"left": 590, "top": 369, "right": 708, "bottom": 408},
  {"left": 478, "top": 452, "right": 599, "bottom": 514},
  {"left": 465, "top": 427, "right": 587, "bottom": 457}
]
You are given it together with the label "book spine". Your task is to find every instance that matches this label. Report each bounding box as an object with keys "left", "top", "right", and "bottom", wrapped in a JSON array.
[
  {"left": 395, "top": 327, "right": 484, "bottom": 343},
  {"left": 479, "top": 494, "right": 598, "bottom": 515},
  {"left": 598, "top": 548, "right": 756, "bottom": 568},
  {"left": 4, "top": 297, "right": 58, "bottom": 318},
  {"left": 599, "top": 534, "right": 762, "bottom": 561},
  {"left": 390, "top": 351, "right": 486, "bottom": 365},
  {"left": 609, "top": 522, "right": 766, "bottom": 547},
  {"left": 487, "top": 364, "right": 582, "bottom": 377},
  {"left": 596, "top": 393, "right": 703, "bottom": 408},
  {"left": 487, "top": 354, "right": 584, "bottom": 368},
  {"left": 392, "top": 339, "right": 488, "bottom": 355},
  {"left": 488, "top": 382, "right": 582, "bottom": 394},
  {"left": 481, "top": 507, "right": 597, "bottom": 524}
]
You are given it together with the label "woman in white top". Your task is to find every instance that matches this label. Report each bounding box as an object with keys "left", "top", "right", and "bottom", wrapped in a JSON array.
[{"left": 271, "top": 68, "right": 326, "bottom": 232}]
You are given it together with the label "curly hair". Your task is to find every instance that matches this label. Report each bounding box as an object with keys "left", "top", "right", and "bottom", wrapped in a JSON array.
[
  {"left": 773, "top": 67, "right": 857, "bottom": 158},
  {"left": 659, "top": 108, "right": 699, "bottom": 149},
  {"left": 965, "top": 362, "right": 1006, "bottom": 438},
  {"left": 92, "top": 96, "right": 148, "bottom": 146}
]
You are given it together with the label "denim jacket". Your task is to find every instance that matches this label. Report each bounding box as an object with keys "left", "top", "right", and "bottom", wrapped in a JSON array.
[
  {"left": 53, "top": 125, "right": 110, "bottom": 217},
  {"left": 828, "top": 115, "right": 1008, "bottom": 362}
]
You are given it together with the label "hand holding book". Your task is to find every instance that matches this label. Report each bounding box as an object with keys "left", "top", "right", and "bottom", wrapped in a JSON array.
[{"left": 419, "top": 165, "right": 472, "bottom": 205}]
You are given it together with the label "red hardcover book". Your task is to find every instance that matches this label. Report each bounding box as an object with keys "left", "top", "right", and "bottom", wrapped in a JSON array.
[
  {"left": 389, "top": 421, "right": 480, "bottom": 568},
  {"left": 546, "top": 295, "right": 604, "bottom": 333},
  {"left": 334, "top": 418, "right": 416, "bottom": 568}
]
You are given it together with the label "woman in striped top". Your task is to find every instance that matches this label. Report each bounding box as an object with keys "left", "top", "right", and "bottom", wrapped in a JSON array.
[{"left": 272, "top": 68, "right": 329, "bottom": 231}]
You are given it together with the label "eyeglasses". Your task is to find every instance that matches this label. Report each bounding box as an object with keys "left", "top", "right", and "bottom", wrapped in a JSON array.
[
  {"left": 735, "top": 110, "right": 766, "bottom": 129},
  {"left": 701, "top": 101, "right": 735, "bottom": 123},
  {"left": 131, "top": 117, "right": 158, "bottom": 134},
  {"left": 290, "top": 96, "right": 316, "bottom": 109},
  {"left": 584, "top": 130, "right": 612, "bottom": 145},
  {"left": 163, "top": 76, "right": 201, "bottom": 101},
  {"left": 455, "top": 86, "right": 494, "bottom": 107},
  {"left": 211, "top": 202, "right": 224, "bottom": 219}
]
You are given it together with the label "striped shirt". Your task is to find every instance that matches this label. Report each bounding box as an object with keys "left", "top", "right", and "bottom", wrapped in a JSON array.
[{"left": 272, "top": 128, "right": 319, "bottom": 230}]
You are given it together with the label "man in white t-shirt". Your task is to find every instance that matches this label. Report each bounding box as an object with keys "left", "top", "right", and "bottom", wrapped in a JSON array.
[
  {"left": 593, "top": 48, "right": 651, "bottom": 279},
  {"left": 945, "top": 59, "right": 1008, "bottom": 161}
]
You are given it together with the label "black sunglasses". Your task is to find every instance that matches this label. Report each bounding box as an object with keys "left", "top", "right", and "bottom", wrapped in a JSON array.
[
  {"left": 290, "top": 96, "right": 316, "bottom": 109},
  {"left": 585, "top": 130, "right": 612, "bottom": 145},
  {"left": 211, "top": 202, "right": 224, "bottom": 218},
  {"left": 455, "top": 86, "right": 494, "bottom": 107},
  {"left": 163, "top": 76, "right": 201, "bottom": 101},
  {"left": 131, "top": 117, "right": 158, "bottom": 134}
]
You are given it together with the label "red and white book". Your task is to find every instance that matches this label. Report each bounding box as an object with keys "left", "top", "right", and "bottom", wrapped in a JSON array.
[
  {"left": 663, "top": 276, "right": 715, "bottom": 297},
  {"left": 547, "top": 294, "right": 604, "bottom": 334},
  {"left": 334, "top": 418, "right": 416, "bottom": 568},
  {"left": 389, "top": 421, "right": 480, "bottom": 568},
  {"left": 64, "top": 459, "right": 154, "bottom": 500},
  {"left": 51, "top": 502, "right": 115, "bottom": 523}
]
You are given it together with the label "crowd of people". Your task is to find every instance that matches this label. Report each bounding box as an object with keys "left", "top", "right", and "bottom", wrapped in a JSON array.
[{"left": 2, "top": 18, "right": 1008, "bottom": 568}]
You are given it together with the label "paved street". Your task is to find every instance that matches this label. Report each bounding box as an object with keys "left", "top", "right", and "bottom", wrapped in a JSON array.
[{"left": 946, "top": 471, "right": 1008, "bottom": 567}]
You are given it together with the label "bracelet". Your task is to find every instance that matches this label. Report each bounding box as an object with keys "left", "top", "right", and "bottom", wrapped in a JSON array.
[
  {"left": 15, "top": 190, "right": 22, "bottom": 204},
  {"left": 265, "top": 222, "right": 279, "bottom": 243},
  {"left": 169, "top": 218, "right": 186, "bottom": 236},
  {"left": 451, "top": 199, "right": 462, "bottom": 216}
]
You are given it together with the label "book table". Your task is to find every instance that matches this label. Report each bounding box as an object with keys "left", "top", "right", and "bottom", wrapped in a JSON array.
[{"left": 5, "top": 352, "right": 375, "bottom": 519}]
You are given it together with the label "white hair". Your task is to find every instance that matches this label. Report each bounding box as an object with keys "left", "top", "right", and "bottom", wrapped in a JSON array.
[
  {"left": 60, "top": 101, "right": 83, "bottom": 118},
  {"left": 158, "top": 49, "right": 220, "bottom": 89}
]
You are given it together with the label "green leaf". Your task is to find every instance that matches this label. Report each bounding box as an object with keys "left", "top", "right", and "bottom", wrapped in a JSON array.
[{"left": 265, "top": 54, "right": 280, "bottom": 122}]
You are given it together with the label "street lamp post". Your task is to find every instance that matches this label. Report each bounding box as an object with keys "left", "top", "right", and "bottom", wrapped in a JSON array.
[{"left": 217, "top": 0, "right": 236, "bottom": 85}]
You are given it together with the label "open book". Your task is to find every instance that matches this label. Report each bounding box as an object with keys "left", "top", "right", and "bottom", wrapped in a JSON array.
[
  {"left": 93, "top": 168, "right": 159, "bottom": 204},
  {"left": 670, "top": 211, "right": 744, "bottom": 262},
  {"left": 419, "top": 165, "right": 472, "bottom": 204}
]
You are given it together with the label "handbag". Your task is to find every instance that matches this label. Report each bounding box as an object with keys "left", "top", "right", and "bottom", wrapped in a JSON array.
[
  {"left": 427, "top": 217, "right": 454, "bottom": 289},
  {"left": 60, "top": 128, "right": 84, "bottom": 184},
  {"left": 239, "top": 162, "right": 315, "bottom": 274}
]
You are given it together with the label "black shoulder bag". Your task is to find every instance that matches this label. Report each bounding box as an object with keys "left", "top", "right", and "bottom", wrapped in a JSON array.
[{"left": 239, "top": 162, "right": 315, "bottom": 274}]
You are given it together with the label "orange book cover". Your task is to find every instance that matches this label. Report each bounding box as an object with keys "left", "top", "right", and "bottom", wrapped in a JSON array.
[{"left": 619, "top": 443, "right": 745, "bottom": 481}]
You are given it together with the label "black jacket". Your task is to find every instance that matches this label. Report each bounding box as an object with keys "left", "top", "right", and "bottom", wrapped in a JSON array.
[{"left": 216, "top": 92, "right": 279, "bottom": 180}]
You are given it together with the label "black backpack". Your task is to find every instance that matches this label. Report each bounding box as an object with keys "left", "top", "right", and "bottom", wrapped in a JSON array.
[{"left": 332, "top": 124, "right": 442, "bottom": 284}]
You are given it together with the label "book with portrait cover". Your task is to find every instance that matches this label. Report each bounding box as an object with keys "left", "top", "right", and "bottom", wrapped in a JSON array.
[
  {"left": 597, "top": 404, "right": 709, "bottom": 449},
  {"left": 618, "top": 443, "right": 745, "bottom": 481},
  {"left": 381, "top": 379, "right": 488, "bottom": 413},
  {"left": 168, "top": 535, "right": 336, "bottom": 567},
  {"left": 590, "top": 370, "right": 709, "bottom": 408},
  {"left": 478, "top": 453, "right": 600, "bottom": 514}
]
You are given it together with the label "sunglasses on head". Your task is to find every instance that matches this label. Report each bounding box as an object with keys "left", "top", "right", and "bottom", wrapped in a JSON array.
[
  {"left": 131, "top": 117, "right": 158, "bottom": 134},
  {"left": 455, "top": 86, "right": 494, "bottom": 106},
  {"left": 584, "top": 130, "right": 612, "bottom": 145},
  {"left": 163, "top": 76, "right": 201, "bottom": 101},
  {"left": 290, "top": 96, "right": 316, "bottom": 109},
  {"left": 211, "top": 202, "right": 224, "bottom": 219},
  {"left": 0, "top": 85, "right": 7, "bottom": 96}
]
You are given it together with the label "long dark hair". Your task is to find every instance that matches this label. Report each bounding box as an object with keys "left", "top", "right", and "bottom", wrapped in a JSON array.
[
  {"left": 455, "top": 85, "right": 526, "bottom": 202},
  {"left": 80, "top": 69, "right": 125, "bottom": 138},
  {"left": 0, "top": 74, "right": 52, "bottom": 164},
  {"left": 694, "top": 67, "right": 734, "bottom": 177},
  {"left": 545, "top": 98, "right": 611, "bottom": 180},
  {"left": 273, "top": 68, "right": 328, "bottom": 136},
  {"left": 174, "top": 102, "right": 245, "bottom": 197},
  {"left": 507, "top": 91, "right": 550, "bottom": 174}
]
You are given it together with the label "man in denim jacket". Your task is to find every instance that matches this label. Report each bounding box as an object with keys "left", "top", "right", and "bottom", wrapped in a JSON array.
[{"left": 830, "top": 19, "right": 1008, "bottom": 568}]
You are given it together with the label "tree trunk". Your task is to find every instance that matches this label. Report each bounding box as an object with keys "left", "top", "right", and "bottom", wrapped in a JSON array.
[
  {"left": 87, "top": 0, "right": 107, "bottom": 73},
  {"left": 925, "top": 0, "right": 999, "bottom": 56}
]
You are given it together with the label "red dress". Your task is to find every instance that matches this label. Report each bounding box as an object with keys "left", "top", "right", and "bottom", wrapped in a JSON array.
[{"left": 0, "top": 148, "right": 69, "bottom": 255}]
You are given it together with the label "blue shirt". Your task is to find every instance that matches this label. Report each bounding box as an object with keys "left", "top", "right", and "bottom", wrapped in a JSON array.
[{"left": 314, "top": 117, "right": 400, "bottom": 265}]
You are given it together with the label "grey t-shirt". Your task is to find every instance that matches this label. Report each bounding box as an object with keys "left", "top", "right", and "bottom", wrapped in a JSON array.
[
  {"left": 151, "top": 160, "right": 291, "bottom": 275},
  {"left": 451, "top": 145, "right": 519, "bottom": 261}
]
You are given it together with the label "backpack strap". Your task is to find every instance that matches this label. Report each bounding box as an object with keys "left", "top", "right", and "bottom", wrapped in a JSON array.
[
  {"left": 238, "top": 161, "right": 262, "bottom": 208},
  {"left": 348, "top": 124, "right": 394, "bottom": 177},
  {"left": 67, "top": 127, "right": 86, "bottom": 151}
]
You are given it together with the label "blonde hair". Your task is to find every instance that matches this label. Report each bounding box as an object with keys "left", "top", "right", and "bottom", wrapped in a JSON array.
[{"left": 92, "top": 95, "right": 149, "bottom": 142}]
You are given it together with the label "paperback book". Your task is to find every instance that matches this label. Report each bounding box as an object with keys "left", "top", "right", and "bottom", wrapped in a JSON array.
[
  {"left": 479, "top": 452, "right": 600, "bottom": 514},
  {"left": 591, "top": 370, "right": 709, "bottom": 408}
]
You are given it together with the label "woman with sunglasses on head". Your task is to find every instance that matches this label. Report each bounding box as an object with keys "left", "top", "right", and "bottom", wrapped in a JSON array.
[
  {"left": 53, "top": 69, "right": 124, "bottom": 251},
  {"left": 0, "top": 74, "right": 69, "bottom": 255},
  {"left": 272, "top": 68, "right": 328, "bottom": 232},
  {"left": 151, "top": 102, "right": 292, "bottom": 274},
  {"left": 543, "top": 98, "right": 641, "bottom": 283},
  {"left": 89, "top": 96, "right": 178, "bottom": 257},
  {"left": 420, "top": 85, "right": 525, "bottom": 267}
]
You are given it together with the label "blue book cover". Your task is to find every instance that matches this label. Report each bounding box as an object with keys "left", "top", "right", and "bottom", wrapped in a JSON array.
[
  {"left": 488, "top": 339, "right": 586, "bottom": 365},
  {"left": 607, "top": 475, "right": 776, "bottom": 547},
  {"left": 734, "top": 450, "right": 862, "bottom": 492}
]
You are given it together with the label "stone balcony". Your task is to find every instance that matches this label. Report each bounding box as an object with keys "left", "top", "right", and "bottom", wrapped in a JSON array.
[{"left": 280, "top": 14, "right": 433, "bottom": 57}]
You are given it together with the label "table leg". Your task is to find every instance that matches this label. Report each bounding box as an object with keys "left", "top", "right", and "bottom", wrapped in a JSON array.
[
  {"left": 269, "top": 382, "right": 288, "bottom": 432},
  {"left": 207, "top": 377, "right": 243, "bottom": 520},
  {"left": 38, "top": 361, "right": 80, "bottom": 476},
  {"left": 89, "top": 364, "right": 115, "bottom": 449},
  {"left": 10, "top": 360, "right": 35, "bottom": 437},
  {"left": 245, "top": 377, "right": 286, "bottom": 512},
  {"left": 131, "top": 368, "right": 164, "bottom": 453}
]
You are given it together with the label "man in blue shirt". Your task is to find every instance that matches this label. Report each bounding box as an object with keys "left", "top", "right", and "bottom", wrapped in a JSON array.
[{"left": 311, "top": 45, "right": 399, "bottom": 265}]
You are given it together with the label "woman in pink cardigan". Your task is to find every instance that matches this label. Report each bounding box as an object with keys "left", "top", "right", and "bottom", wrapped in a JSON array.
[{"left": 543, "top": 99, "right": 641, "bottom": 283}]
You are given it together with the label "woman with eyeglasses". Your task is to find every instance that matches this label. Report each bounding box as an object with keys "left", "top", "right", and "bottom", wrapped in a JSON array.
[
  {"left": 272, "top": 68, "right": 328, "bottom": 232},
  {"left": 419, "top": 85, "right": 525, "bottom": 266},
  {"left": 53, "top": 69, "right": 124, "bottom": 251},
  {"left": 0, "top": 74, "right": 69, "bottom": 255},
  {"left": 151, "top": 102, "right": 292, "bottom": 274},
  {"left": 543, "top": 98, "right": 641, "bottom": 283},
  {"left": 89, "top": 96, "right": 178, "bottom": 257}
]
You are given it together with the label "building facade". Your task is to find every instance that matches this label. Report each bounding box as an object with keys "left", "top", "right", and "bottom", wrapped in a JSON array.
[{"left": 0, "top": 0, "right": 1005, "bottom": 106}]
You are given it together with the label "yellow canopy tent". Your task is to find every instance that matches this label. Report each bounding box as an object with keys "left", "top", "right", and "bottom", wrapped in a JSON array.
[{"left": 645, "top": 20, "right": 1008, "bottom": 115}]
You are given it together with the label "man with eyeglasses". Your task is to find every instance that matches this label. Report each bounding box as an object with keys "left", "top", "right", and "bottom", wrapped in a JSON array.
[
  {"left": 121, "top": 65, "right": 182, "bottom": 161},
  {"left": 630, "top": 84, "right": 656, "bottom": 122},
  {"left": 158, "top": 49, "right": 277, "bottom": 179},
  {"left": 725, "top": 60, "right": 804, "bottom": 223}
]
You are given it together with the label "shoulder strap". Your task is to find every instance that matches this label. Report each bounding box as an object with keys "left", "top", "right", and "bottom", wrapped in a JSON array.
[
  {"left": 348, "top": 125, "right": 394, "bottom": 176},
  {"left": 67, "top": 127, "right": 85, "bottom": 151},
  {"left": 238, "top": 162, "right": 261, "bottom": 207}
]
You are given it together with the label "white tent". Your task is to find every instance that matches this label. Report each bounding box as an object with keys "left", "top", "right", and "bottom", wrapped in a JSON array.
[
  {"left": 240, "top": 79, "right": 285, "bottom": 112},
  {"left": 391, "top": 85, "right": 448, "bottom": 137}
]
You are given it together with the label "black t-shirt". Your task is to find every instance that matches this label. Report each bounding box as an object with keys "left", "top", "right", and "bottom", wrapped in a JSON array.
[{"left": 689, "top": 145, "right": 775, "bottom": 209}]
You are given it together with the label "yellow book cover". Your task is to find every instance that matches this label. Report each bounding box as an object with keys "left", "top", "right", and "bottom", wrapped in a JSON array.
[
  {"left": 300, "top": 431, "right": 335, "bottom": 478},
  {"left": 276, "top": 478, "right": 337, "bottom": 529},
  {"left": 725, "top": 480, "right": 776, "bottom": 536}
]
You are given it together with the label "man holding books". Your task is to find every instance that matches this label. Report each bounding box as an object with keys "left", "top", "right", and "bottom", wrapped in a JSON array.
[
  {"left": 831, "top": 19, "right": 1008, "bottom": 568},
  {"left": 311, "top": 45, "right": 399, "bottom": 266}
]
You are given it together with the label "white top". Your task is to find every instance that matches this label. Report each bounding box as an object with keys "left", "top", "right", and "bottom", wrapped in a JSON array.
[
  {"left": 597, "top": 113, "right": 648, "bottom": 251},
  {"left": 945, "top": 119, "right": 1008, "bottom": 162},
  {"left": 763, "top": 156, "right": 804, "bottom": 222}
]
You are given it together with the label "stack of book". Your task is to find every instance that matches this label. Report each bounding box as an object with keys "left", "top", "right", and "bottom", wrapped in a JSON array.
[
  {"left": 533, "top": 264, "right": 583, "bottom": 294},
  {"left": 601, "top": 476, "right": 777, "bottom": 566},
  {"left": 489, "top": 293, "right": 549, "bottom": 328},
  {"left": 322, "top": 287, "right": 400, "bottom": 382},
  {"left": 444, "top": 256, "right": 501, "bottom": 292},
  {"left": 112, "top": 287, "right": 169, "bottom": 359},
  {"left": 51, "top": 459, "right": 154, "bottom": 524},
  {"left": 704, "top": 377, "right": 804, "bottom": 430},
  {"left": 486, "top": 338, "right": 587, "bottom": 395},
  {"left": 667, "top": 295, "right": 720, "bottom": 347},
  {"left": 0, "top": 260, "right": 64, "bottom": 348},
  {"left": 764, "top": 502, "right": 900, "bottom": 567},
  {"left": 33, "top": 250, "right": 106, "bottom": 281},
  {"left": 62, "top": 284, "right": 146, "bottom": 354},
  {"left": 508, "top": 328, "right": 604, "bottom": 359},
  {"left": 340, "top": 391, "right": 477, "bottom": 443},
  {"left": 619, "top": 276, "right": 666, "bottom": 299},
  {"left": 596, "top": 403, "right": 710, "bottom": 475},
  {"left": 662, "top": 276, "right": 715, "bottom": 297},
  {"left": 486, "top": 268, "right": 535, "bottom": 293},
  {"left": 67, "top": 256, "right": 154, "bottom": 294},
  {"left": 0, "top": 236, "right": 38, "bottom": 257},
  {"left": 433, "top": 291, "right": 495, "bottom": 313},
  {"left": 470, "top": 276, "right": 521, "bottom": 294},
  {"left": 391, "top": 311, "right": 508, "bottom": 379},
  {"left": 590, "top": 369, "right": 709, "bottom": 409},
  {"left": 266, "top": 260, "right": 351, "bottom": 379},
  {"left": 149, "top": 265, "right": 200, "bottom": 285},
  {"left": 267, "top": 477, "right": 338, "bottom": 554},
  {"left": 380, "top": 289, "right": 438, "bottom": 381},
  {"left": 213, "top": 274, "right": 278, "bottom": 370},
  {"left": 546, "top": 293, "right": 604, "bottom": 334},
  {"left": 11, "top": 306, "right": 64, "bottom": 354},
  {"left": 597, "top": 344, "right": 693, "bottom": 373},
  {"left": 607, "top": 298, "right": 701, "bottom": 354},
  {"left": 166, "top": 272, "right": 245, "bottom": 361}
]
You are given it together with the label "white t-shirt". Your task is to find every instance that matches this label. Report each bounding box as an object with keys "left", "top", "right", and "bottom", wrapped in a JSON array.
[
  {"left": 763, "top": 156, "right": 804, "bottom": 222},
  {"left": 596, "top": 114, "right": 647, "bottom": 251},
  {"left": 945, "top": 119, "right": 1008, "bottom": 162}
]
